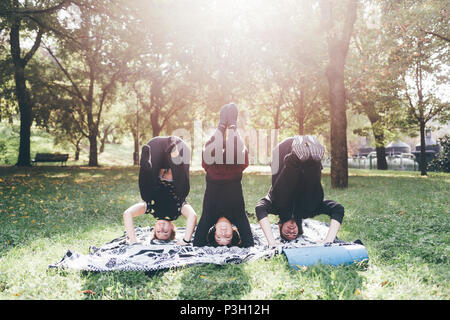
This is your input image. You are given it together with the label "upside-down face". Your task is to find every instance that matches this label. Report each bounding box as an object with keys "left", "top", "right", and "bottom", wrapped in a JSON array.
[
  {"left": 214, "top": 217, "right": 234, "bottom": 246},
  {"left": 279, "top": 219, "right": 299, "bottom": 241},
  {"left": 154, "top": 219, "right": 175, "bottom": 240}
]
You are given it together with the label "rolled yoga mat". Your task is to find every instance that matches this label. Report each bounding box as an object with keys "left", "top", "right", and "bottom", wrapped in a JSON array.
[{"left": 283, "top": 242, "right": 369, "bottom": 268}]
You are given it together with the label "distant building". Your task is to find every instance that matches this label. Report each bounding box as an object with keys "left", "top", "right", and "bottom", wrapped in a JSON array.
[{"left": 385, "top": 140, "right": 411, "bottom": 156}]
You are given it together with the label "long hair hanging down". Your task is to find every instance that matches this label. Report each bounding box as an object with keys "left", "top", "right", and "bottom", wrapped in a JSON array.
[{"left": 206, "top": 225, "right": 242, "bottom": 247}]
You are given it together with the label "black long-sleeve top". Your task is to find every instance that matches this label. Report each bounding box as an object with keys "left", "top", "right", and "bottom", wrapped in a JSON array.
[{"left": 255, "top": 137, "right": 344, "bottom": 225}]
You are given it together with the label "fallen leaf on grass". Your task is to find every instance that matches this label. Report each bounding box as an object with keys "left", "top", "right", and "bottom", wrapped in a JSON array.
[
  {"left": 81, "top": 290, "right": 96, "bottom": 295},
  {"left": 380, "top": 281, "right": 389, "bottom": 287},
  {"left": 296, "top": 265, "right": 308, "bottom": 272},
  {"left": 354, "top": 289, "right": 362, "bottom": 296}
]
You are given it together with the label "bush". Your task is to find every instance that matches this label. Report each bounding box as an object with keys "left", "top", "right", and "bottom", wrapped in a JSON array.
[{"left": 427, "top": 134, "right": 450, "bottom": 173}]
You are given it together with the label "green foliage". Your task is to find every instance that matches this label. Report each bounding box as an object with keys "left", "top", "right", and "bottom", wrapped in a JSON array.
[
  {"left": 428, "top": 134, "right": 450, "bottom": 172},
  {"left": 1, "top": 0, "right": 448, "bottom": 162}
]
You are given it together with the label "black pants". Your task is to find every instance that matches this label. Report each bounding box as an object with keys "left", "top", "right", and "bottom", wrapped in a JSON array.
[{"left": 138, "top": 136, "right": 190, "bottom": 203}]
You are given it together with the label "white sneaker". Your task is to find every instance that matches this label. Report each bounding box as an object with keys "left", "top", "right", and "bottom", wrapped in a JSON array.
[
  {"left": 291, "top": 136, "right": 310, "bottom": 162},
  {"left": 304, "top": 135, "right": 324, "bottom": 161}
]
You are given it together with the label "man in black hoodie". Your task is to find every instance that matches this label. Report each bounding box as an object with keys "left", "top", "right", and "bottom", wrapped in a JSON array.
[{"left": 256, "top": 135, "right": 344, "bottom": 246}]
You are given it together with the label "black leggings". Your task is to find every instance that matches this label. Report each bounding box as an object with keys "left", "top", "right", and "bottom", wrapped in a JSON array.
[{"left": 138, "top": 136, "right": 190, "bottom": 204}]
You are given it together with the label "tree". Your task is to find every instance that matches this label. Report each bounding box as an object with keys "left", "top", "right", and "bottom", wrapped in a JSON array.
[
  {"left": 248, "top": 0, "right": 328, "bottom": 138},
  {"left": 347, "top": 6, "right": 402, "bottom": 170},
  {"left": 1, "top": 0, "right": 72, "bottom": 166},
  {"left": 122, "top": 1, "right": 203, "bottom": 138},
  {"left": 44, "top": 0, "right": 136, "bottom": 166},
  {"left": 319, "top": 0, "right": 358, "bottom": 188},
  {"left": 381, "top": 0, "right": 450, "bottom": 175},
  {"left": 131, "top": 70, "right": 195, "bottom": 138}
]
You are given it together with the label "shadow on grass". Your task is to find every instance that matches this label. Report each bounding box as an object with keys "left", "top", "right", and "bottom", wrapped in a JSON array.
[
  {"left": 300, "top": 262, "right": 367, "bottom": 300},
  {"left": 78, "top": 269, "right": 170, "bottom": 300},
  {"left": 177, "top": 263, "right": 251, "bottom": 300}
]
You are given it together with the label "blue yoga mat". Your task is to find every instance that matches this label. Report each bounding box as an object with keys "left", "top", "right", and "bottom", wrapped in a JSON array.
[{"left": 283, "top": 242, "right": 369, "bottom": 268}]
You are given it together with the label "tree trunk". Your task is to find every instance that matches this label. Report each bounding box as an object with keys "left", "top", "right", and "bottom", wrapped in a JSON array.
[
  {"left": 10, "top": 17, "right": 32, "bottom": 166},
  {"left": 86, "top": 65, "right": 99, "bottom": 166},
  {"left": 133, "top": 109, "right": 140, "bottom": 166},
  {"left": 15, "top": 67, "right": 32, "bottom": 166},
  {"left": 297, "top": 82, "right": 305, "bottom": 135},
  {"left": 99, "top": 141, "right": 105, "bottom": 154},
  {"left": 132, "top": 129, "right": 139, "bottom": 166},
  {"left": 150, "top": 78, "right": 163, "bottom": 137},
  {"left": 132, "top": 132, "right": 139, "bottom": 166},
  {"left": 374, "top": 135, "right": 388, "bottom": 170},
  {"left": 419, "top": 120, "right": 427, "bottom": 176},
  {"left": 87, "top": 103, "right": 99, "bottom": 166},
  {"left": 151, "top": 113, "right": 161, "bottom": 137},
  {"left": 320, "top": 0, "right": 358, "bottom": 188},
  {"left": 274, "top": 105, "right": 280, "bottom": 131},
  {"left": 88, "top": 134, "right": 98, "bottom": 166},
  {"left": 366, "top": 108, "right": 388, "bottom": 170},
  {"left": 99, "top": 128, "right": 108, "bottom": 154},
  {"left": 326, "top": 62, "right": 349, "bottom": 188}
]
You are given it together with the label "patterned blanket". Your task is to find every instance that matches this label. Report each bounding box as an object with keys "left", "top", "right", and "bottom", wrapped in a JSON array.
[{"left": 49, "top": 219, "right": 354, "bottom": 272}]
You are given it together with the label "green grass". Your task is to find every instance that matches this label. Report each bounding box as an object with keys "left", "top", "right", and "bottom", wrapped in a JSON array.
[{"left": 0, "top": 166, "right": 449, "bottom": 300}]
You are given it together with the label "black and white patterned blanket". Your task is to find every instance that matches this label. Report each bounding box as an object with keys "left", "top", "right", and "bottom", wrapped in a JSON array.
[{"left": 49, "top": 219, "right": 352, "bottom": 272}]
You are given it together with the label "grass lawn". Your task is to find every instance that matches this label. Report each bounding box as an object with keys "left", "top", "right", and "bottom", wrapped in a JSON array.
[{"left": 0, "top": 166, "right": 448, "bottom": 300}]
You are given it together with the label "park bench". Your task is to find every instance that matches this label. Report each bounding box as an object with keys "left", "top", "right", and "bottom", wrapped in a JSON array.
[{"left": 32, "top": 153, "right": 69, "bottom": 166}]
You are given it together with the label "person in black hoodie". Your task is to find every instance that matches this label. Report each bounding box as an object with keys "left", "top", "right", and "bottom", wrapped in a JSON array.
[
  {"left": 256, "top": 135, "right": 344, "bottom": 246},
  {"left": 193, "top": 103, "right": 254, "bottom": 248},
  {"left": 123, "top": 136, "right": 197, "bottom": 245}
]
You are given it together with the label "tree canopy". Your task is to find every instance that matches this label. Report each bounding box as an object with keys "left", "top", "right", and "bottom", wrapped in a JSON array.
[{"left": 1, "top": 0, "right": 449, "bottom": 180}]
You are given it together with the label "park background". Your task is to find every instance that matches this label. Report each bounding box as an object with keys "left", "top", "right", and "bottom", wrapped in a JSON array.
[{"left": 0, "top": 0, "right": 449, "bottom": 300}]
